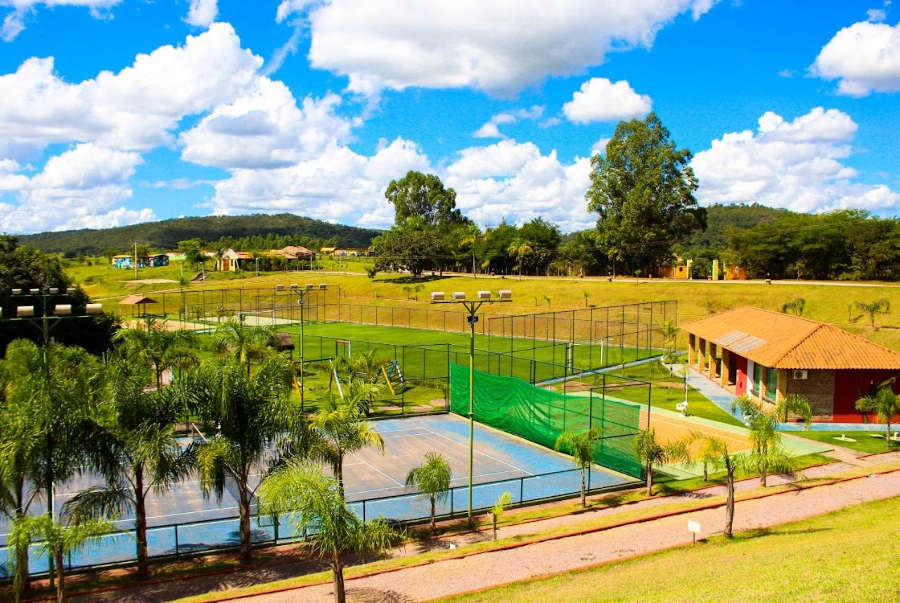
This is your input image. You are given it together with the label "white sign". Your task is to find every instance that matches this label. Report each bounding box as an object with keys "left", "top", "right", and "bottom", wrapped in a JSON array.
[{"left": 687, "top": 520, "right": 701, "bottom": 534}]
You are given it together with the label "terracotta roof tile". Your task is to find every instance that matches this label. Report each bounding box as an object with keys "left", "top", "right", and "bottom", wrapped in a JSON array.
[{"left": 683, "top": 306, "right": 900, "bottom": 370}]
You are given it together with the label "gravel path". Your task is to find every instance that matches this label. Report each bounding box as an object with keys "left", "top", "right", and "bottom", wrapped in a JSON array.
[{"left": 251, "top": 463, "right": 900, "bottom": 602}]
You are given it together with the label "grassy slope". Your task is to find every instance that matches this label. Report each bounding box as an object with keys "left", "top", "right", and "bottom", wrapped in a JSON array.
[
  {"left": 72, "top": 265, "right": 900, "bottom": 352},
  {"left": 441, "top": 495, "right": 900, "bottom": 603}
]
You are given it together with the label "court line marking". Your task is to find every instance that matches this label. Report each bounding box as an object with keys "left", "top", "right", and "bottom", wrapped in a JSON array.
[
  {"left": 416, "top": 428, "right": 536, "bottom": 477},
  {"left": 354, "top": 455, "right": 404, "bottom": 487}
]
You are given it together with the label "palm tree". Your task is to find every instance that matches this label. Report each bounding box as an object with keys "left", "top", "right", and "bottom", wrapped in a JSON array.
[
  {"left": 634, "top": 428, "right": 691, "bottom": 495},
  {"left": 212, "top": 318, "right": 277, "bottom": 375},
  {"left": 113, "top": 319, "right": 197, "bottom": 390},
  {"left": 661, "top": 320, "right": 679, "bottom": 363},
  {"left": 855, "top": 386, "right": 900, "bottom": 446},
  {"left": 693, "top": 435, "right": 799, "bottom": 537},
  {"left": 0, "top": 339, "right": 103, "bottom": 595},
  {"left": 507, "top": 241, "right": 533, "bottom": 278},
  {"left": 554, "top": 428, "right": 603, "bottom": 507},
  {"left": 774, "top": 393, "right": 812, "bottom": 425},
  {"left": 855, "top": 299, "right": 891, "bottom": 330},
  {"left": 405, "top": 452, "right": 452, "bottom": 532},
  {"left": 258, "top": 460, "right": 399, "bottom": 603},
  {"left": 63, "top": 359, "right": 194, "bottom": 579},
  {"left": 9, "top": 513, "right": 112, "bottom": 603},
  {"left": 180, "top": 355, "right": 296, "bottom": 563},
  {"left": 309, "top": 397, "right": 385, "bottom": 498},
  {"left": 732, "top": 395, "right": 785, "bottom": 486},
  {"left": 490, "top": 491, "right": 512, "bottom": 540},
  {"left": 780, "top": 298, "right": 805, "bottom": 316}
]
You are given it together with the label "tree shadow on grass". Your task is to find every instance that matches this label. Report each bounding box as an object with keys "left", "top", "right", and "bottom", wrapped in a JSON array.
[{"left": 375, "top": 275, "right": 451, "bottom": 285}]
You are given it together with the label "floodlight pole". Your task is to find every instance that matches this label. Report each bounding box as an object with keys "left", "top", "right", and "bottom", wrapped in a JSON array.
[
  {"left": 433, "top": 293, "right": 511, "bottom": 526},
  {"left": 296, "top": 289, "right": 308, "bottom": 412}
]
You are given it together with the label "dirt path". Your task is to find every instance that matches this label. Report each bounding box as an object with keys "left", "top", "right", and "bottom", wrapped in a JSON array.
[{"left": 255, "top": 467, "right": 900, "bottom": 602}]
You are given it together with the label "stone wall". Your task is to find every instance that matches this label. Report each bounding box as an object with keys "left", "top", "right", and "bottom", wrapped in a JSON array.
[{"left": 786, "top": 370, "right": 834, "bottom": 419}]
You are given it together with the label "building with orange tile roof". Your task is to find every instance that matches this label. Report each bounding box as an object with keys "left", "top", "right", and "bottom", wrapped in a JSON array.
[{"left": 682, "top": 306, "right": 900, "bottom": 422}]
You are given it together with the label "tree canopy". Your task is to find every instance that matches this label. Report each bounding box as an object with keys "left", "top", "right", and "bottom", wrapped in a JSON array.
[
  {"left": 385, "top": 171, "right": 468, "bottom": 227},
  {"left": 586, "top": 113, "right": 706, "bottom": 274}
]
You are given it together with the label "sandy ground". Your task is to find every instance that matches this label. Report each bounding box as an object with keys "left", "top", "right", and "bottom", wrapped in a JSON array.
[{"left": 69, "top": 450, "right": 899, "bottom": 602}]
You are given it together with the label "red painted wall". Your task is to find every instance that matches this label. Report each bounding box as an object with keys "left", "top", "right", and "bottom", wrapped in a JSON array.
[
  {"left": 735, "top": 356, "right": 748, "bottom": 396},
  {"left": 832, "top": 370, "right": 900, "bottom": 423}
]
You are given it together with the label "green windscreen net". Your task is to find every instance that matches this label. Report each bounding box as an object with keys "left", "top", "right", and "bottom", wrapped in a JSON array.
[{"left": 449, "top": 363, "right": 643, "bottom": 478}]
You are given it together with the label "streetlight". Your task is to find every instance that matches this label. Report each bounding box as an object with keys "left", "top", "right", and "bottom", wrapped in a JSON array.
[
  {"left": 1, "top": 286, "right": 103, "bottom": 587},
  {"left": 431, "top": 289, "right": 512, "bottom": 525}
]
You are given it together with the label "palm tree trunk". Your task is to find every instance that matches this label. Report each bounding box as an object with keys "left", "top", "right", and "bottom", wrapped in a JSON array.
[
  {"left": 239, "top": 484, "right": 252, "bottom": 564},
  {"left": 54, "top": 549, "right": 65, "bottom": 603},
  {"left": 725, "top": 472, "right": 735, "bottom": 538},
  {"left": 335, "top": 458, "right": 345, "bottom": 500},
  {"left": 580, "top": 466, "right": 586, "bottom": 507},
  {"left": 703, "top": 462, "right": 708, "bottom": 482},
  {"left": 332, "top": 549, "right": 346, "bottom": 603},
  {"left": 430, "top": 496, "right": 436, "bottom": 532},
  {"left": 13, "top": 480, "right": 30, "bottom": 601},
  {"left": 887, "top": 421, "right": 892, "bottom": 446},
  {"left": 134, "top": 466, "right": 149, "bottom": 579},
  {"left": 645, "top": 464, "right": 653, "bottom": 496}
]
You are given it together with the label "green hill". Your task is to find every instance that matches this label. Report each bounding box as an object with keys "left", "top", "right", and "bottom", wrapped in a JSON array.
[
  {"left": 17, "top": 214, "right": 382, "bottom": 256},
  {"left": 678, "top": 203, "right": 792, "bottom": 250}
]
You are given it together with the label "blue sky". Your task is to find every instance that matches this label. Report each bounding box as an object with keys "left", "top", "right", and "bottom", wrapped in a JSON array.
[{"left": 0, "top": 0, "right": 898, "bottom": 234}]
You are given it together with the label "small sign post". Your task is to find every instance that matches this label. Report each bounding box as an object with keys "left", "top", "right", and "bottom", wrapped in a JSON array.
[{"left": 687, "top": 520, "right": 701, "bottom": 544}]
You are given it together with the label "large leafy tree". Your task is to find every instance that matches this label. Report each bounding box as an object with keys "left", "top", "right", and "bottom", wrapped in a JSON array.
[
  {"left": 385, "top": 171, "right": 467, "bottom": 226},
  {"left": 258, "top": 461, "right": 399, "bottom": 603},
  {"left": 370, "top": 217, "right": 447, "bottom": 276},
  {"left": 586, "top": 113, "right": 705, "bottom": 274},
  {"left": 180, "top": 355, "right": 297, "bottom": 564},
  {"left": 64, "top": 359, "right": 194, "bottom": 579}
]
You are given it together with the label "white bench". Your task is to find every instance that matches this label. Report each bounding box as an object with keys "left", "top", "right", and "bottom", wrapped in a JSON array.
[{"left": 676, "top": 400, "right": 688, "bottom": 416}]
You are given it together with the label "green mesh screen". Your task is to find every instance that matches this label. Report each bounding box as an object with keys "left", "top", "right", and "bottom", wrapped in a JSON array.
[{"left": 449, "top": 363, "right": 642, "bottom": 477}]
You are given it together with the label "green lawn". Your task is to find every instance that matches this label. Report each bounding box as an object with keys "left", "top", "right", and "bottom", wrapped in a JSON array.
[
  {"left": 441, "top": 495, "right": 900, "bottom": 603},
  {"left": 789, "top": 429, "right": 900, "bottom": 454},
  {"left": 552, "top": 360, "right": 744, "bottom": 427}
]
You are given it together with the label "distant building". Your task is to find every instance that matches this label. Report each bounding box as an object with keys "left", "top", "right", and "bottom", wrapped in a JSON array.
[
  {"left": 654, "top": 260, "right": 692, "bottom": 279},
  {"left": 683, "top": 306, "right": 900, "bottom": 423},
  {"left": 111, "top": 254, "right": 168, "bottom": 269},
  {"left": 216, "top": 249, "right": 252, "bottom": 272},
  {"left": 270, "top": 245, "right": 316, "bottom": 262}
]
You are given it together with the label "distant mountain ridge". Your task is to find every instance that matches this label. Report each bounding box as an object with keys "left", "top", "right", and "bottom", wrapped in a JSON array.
[{"left": 17, "top": 214, "right": 383, "bottom": 256}]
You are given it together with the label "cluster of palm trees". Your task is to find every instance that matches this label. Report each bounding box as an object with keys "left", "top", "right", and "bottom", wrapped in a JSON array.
[{"left": 0, "top": 318, "right": 411, "bottom": 603}]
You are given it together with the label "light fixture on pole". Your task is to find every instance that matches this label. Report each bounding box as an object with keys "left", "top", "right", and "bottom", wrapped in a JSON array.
[
  {"left": 432, "top": 289, "right": 512, "bottom": 525},
  {"left": 293, "top": 284, "right": 309, "bottom": 412}
]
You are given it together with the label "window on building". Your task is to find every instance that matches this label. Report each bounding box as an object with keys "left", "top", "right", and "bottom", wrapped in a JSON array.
[{"left": 765, "top": 367, "right": 777, "bottom": 402}]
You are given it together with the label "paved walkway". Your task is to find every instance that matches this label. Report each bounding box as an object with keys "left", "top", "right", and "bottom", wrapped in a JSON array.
[{"left": 250, "top": 457, "right": 900, "bottom": 602}]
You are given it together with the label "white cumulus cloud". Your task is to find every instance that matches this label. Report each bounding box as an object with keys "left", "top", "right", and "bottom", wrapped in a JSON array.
[
  {"left": 0, "top": 23, "right": 261, "bottom": 159},
  {"left": 473, "top": 106, "right": 544, "bottom": 139},
  {"left": 445, "top": 140, "right": 594, "bottom": 231},
  {"left": 563, "top": 78, "right": 652, "bottom": 124},
  {"left": 0, "top": 143, "right": 154, "bottom": 232},
  {"left": 1, "top": 0, "right": 121, "bottom": 41},
  {"left": 812, "top": 20, "right": 900, "bottom": 96},
  {"left": 691, "top": 107, "right": 900, "bottom": 214},
  {"left": 287, "top": 0, "right": 718, "bottom": 96},
  {"left": 185, "top": 0, "right": 218, "bottom": 27}
]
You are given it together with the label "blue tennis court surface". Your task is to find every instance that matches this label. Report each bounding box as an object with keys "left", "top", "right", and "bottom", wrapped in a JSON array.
[{"left": 1, "top": 414, "right": 636, "bottom": 576}]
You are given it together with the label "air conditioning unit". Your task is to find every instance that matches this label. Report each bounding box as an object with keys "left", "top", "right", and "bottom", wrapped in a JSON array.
[{"left": 792, "top": 370, "right": 808, "bottom": 380}]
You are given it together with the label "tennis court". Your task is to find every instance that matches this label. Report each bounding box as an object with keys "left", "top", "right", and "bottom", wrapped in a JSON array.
[{"left": 1, "top": 414, "right": 636, "bottom": 577}]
